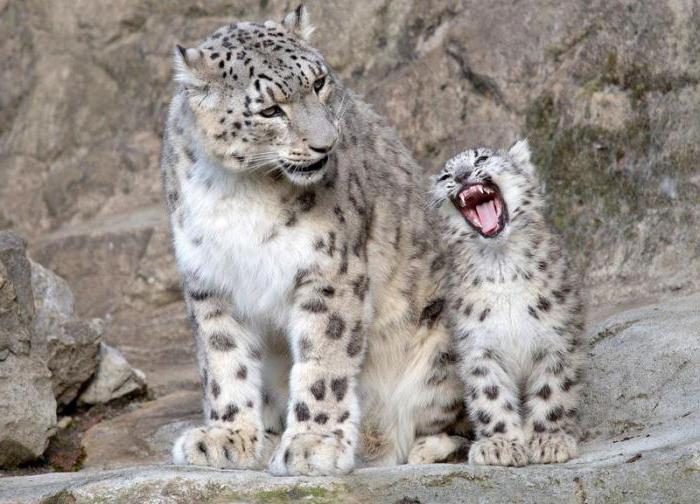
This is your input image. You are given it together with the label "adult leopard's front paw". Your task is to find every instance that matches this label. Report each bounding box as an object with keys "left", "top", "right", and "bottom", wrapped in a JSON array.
[
  {"left": 528, "top": 432, "right": 578, "bottom": 464},
  {"left": 268, "top": 429, "right": 355, "bottom": 476},
  {"left": 468, "top": 437, "right": 529, "bottom": 467},
  {"left": 172, "top": 423, "right": 271, "bottom": 469}
]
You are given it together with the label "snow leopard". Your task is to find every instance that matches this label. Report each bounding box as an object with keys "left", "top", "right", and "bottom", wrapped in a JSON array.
[
  {"left": 160, "top": 6, "right": 468, "bottom": 476},
  {"left": 431, "top": 140, "right": 586, "bottom": 466}
]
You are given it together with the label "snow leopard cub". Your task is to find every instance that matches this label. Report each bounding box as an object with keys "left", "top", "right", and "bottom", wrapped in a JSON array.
[{"left": 432, "top": 140, "right": 586, "bottom": 466}]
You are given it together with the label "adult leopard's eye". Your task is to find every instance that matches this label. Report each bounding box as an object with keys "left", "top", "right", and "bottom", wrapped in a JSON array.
[
  {"left": 313, "top": 76, "right": 326, "bottom": 93},
  {"left": 259, "top": 105, "right": 285, "bottom": 118}
]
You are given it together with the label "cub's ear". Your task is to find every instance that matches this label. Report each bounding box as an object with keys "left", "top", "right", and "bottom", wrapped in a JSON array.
[
  {"left": 508, "top": 139, "right": 535, "bottom": 174},
  {"left": 173, "top": 45, "right": 208, "bottom": 87},
  {"left": 282, "top": 4, "right": 315, "bottom": 42}
]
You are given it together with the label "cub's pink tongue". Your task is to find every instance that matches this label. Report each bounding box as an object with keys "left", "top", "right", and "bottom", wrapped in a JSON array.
[{"left": 476, "top": 201, "right": 499, "bottom": 234}]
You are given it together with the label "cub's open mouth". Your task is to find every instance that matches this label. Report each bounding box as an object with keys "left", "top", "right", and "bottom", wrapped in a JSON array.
[
  {"left": 282, "top": 156, "right": 329, "bottom": 175},
  {"left": 452, "top": 181, "right": 508, "bottom": 238}
]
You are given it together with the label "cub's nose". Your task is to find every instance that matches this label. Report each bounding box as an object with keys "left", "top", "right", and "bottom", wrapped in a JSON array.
[
  {"left": 455, "top": 171, "right": 472, "bottom": 185},
  {"left": 309, "top": 138, "right": 337, "bottom": 154}
]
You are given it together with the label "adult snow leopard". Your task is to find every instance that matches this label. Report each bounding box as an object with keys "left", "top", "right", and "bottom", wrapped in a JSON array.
[{"left": 160, "top": 5, "right": 467, "bottom": 476}]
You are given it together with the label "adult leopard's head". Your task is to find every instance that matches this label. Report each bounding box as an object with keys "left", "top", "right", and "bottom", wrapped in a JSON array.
[{"left": 174, "top": 5, "right": 341, "bottom": 186}]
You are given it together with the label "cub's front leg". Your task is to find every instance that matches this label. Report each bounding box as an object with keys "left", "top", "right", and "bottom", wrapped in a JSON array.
[
  {"left": 172, "top": 286, "right": 271, "bottom": 469},
  {"left": 269, "top": 266, "right": 367, "bottom": 476},
  {"left": 460, "top": 347, "right": 529, "bottom": 467},
  {"left": 524, "top": 347, "right": 582, "bottom": 464}
]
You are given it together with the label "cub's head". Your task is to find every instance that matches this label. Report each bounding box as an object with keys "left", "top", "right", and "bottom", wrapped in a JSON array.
[
  {"left": 173, "top": 5, "right": 341, "bottom": 185},
  {"left": 432, "top": 140, "right": 541, "bottom": 240}
]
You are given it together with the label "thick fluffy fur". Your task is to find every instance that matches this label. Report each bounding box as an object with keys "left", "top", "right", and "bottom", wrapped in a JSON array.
[
  {"left": 432, "top": 141, "right": 586, "bottom": 466},
  {"left": 161, "top": 7, "right": 467, "bottom": 476}
]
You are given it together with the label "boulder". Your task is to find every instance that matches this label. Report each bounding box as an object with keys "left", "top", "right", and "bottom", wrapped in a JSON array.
[
  {"left": 79, "top": 343, "right": 146, "bottom": 406},
  {"left": 0, "top": 232, "right": 56, "bottom": 467},
  {"left": 30, "top": 260, "right": 102, "bottom": 408}
]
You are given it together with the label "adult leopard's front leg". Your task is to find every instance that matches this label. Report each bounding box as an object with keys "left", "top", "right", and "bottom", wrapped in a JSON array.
[
  {"left": 269, "top": 267, "right": 367, "bottom": 476},
  {"left": 172, "top": 285, "right": 269, "bottom": 469}
]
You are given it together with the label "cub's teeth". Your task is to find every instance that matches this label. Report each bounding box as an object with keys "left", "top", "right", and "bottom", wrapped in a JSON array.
[{"left": 459, "top": 193, "right": 467, "bottom": 207}]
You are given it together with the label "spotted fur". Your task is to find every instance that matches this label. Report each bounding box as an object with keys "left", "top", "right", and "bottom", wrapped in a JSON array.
[
  {"left": 432, "top": 140, "right": 586, "bottom": 466},
  {"left": 162, "top": 6, "right": 467, "bottom": 476}
]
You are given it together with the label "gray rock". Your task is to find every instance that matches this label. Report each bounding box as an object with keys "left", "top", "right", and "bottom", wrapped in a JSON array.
[
  {"left": 30, "top": 260, "right": 102, "bottom": 407},
  {"left": 2, "top": 294, "right": 696, "bottom": 501},
  {"left": 79, "top": 343, "right": 146, "bottom": 406},
  {"left": 0, "top": 232, "right": 56, "bottom": 467}
]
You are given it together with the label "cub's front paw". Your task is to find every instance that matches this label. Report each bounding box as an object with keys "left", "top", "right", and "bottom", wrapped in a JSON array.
[
  {"left": 528, "top": 432, "right": 578, "bottom": 464},
  {"left": 268, "top": 429, "right": 355, "bottom": 476},
  {"left": 468, "top": 437, "right": 529, "bottom": 467},
  {"left": 172, "top": 423, "right": 267, "bottom": 469}
]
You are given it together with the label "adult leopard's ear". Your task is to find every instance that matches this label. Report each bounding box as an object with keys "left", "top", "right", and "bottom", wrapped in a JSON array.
[
  {"left": 508, "top": 139, "right": 535, "bottom": 175},
  {"left": 173, "top": 45, "right": 208, "bottom": 87},
  {"left": 282, "top": 4, "right": 315, "bottom": 42}
]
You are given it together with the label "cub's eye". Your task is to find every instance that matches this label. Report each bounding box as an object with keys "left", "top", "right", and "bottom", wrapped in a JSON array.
[
  {"left": 474, "top": 155, "right": 489, "bottom": 166},
  {"left": 437, "top": 173, "right": 451, "bottom": 182},
  {"left": 313, "top": 76, "right": 326, "bottom": 93},
  {"left": 259, "top": 105, "right": 285, "bottom": 118}
]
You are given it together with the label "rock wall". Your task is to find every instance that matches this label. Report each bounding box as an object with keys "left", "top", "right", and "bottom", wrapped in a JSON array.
[{"left": 1, "top": 1, "right": 698, "bottom": 380}]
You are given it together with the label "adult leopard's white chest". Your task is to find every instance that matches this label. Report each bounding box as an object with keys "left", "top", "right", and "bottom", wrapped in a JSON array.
[{"left": 173, "top": 165, "right": 319, "bottom": 329}]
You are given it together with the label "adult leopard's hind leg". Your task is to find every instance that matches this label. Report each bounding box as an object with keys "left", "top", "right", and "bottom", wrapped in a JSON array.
[{"left": 407, "top": 433, "right": 470, "bottom": 464}]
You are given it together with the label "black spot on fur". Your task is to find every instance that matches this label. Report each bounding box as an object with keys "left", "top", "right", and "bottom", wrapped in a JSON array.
[
  {"left": 472, "top": 367, "right": 489, "bottom": 376},
  {"left": 537, "top": 296, "right": 552, "bottom": 312},
  {"left": 493, "top": 421, "right": 506, "bottom": 434},
  {"left": 210, "top": 409, "right": 219, "bottom": 421},
  {"left": 483, "top": 385, "right": 499, "bottom": 400},
  {"left": 211, "top": 379, "right": 220, "bottom": 399},
  {"left": 301, "top": 299, "right": 328, "bottom": 313},
  {"left": 298, "top": 336, "right": 313, "bottom": 361},
  {"left": 325, "top": 314, "right": 346, "bottom": 339},
  {"left": 419, "top": 298, "right": 445, "bottom": 328},
  {"left": 546, "top": 406, "right": 564, "bottom": 423},
  {"left": 479, "top": 307, "right": 491, "bottom": 322},
  {"left": 331, "top": 377, "right": 348, "bottom": 401},
  {"left": 314, "top": 413, "right": 329, "bottom": 425},
  {"left": 236, "top": 365, "right": 248, "bottom": 380},
  {"left": 533, "top": 421, "right": 546, "bottom": 433},
  {"left": 476, "top": 410, "right": 491, "bottom": 424},
  {"left": 352, "top": 275, "right": 370, "bottom": 301},
  {"left": 295, "top": 402, "right": 311, "bottom": 422},
  {"left": 222, "top": 403, "right": 239, "bottom": 422},
  {"left": 338, "top": 411, "right": 350, "bottom": 423},
  {"left": 537, "top": 384, "right": 552, "bottom": 400},
  {"left": 189, "top": 290, "right": 213, "bottom": 301},
  {"left": 310, "top": 379, "right": 325, "bottom": 401},
  {"left": 528, "top": 306, "right": 539, "bottom": 319},
  {"left": 209, "top": 332, "right": 237, "bottom": 351},
  {"left": 346, "top": 321, "right": 363, "bottom": 357},
  {"left": 296, "top": 191, "right": 316, "bottom": 212}
]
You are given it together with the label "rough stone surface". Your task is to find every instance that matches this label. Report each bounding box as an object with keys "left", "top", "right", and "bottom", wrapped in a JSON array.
[
  {"left": 79, "top": 343, "right": 146, "bottom": 406},
  {"left": 0, "top": 232, "right": 56, "bottom": 467},
  {"left": 31, "top": 260, "right": 102, "bottom": 408},
  {"left": 80, "top": 391, "right": 201, "bottom": 470},
  {"left": 1, "top": 294, "right": 694, "bottom": 501}
]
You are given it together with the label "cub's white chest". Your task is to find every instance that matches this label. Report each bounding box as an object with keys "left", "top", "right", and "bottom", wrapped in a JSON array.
[
  {"left": 173, "top": 174, "right": 318, "bottom": 326},
  {"left": 463, "top": 281, "right": 557, "bottom": 372}
]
